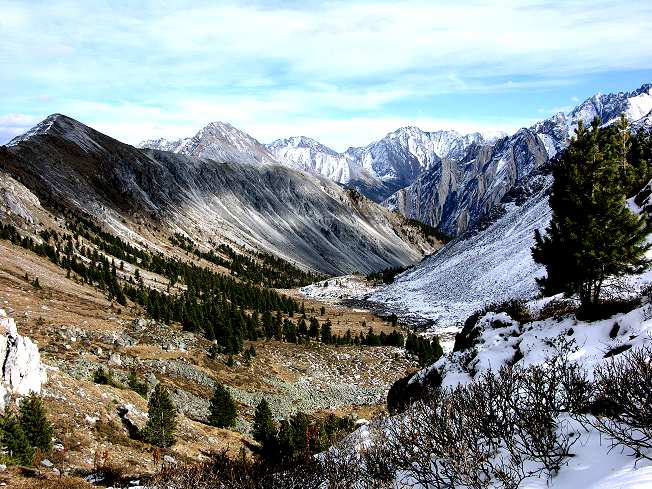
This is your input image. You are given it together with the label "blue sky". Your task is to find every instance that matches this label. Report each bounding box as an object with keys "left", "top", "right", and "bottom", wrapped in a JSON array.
[{"left": 1, "top": 0, "right": 652, "bottom": 151}]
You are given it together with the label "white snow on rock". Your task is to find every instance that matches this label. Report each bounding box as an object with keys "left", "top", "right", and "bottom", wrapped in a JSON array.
[
  {"left": 346, "top": 304, "right": 652, "bottom": 489},
  {"left": 300, "top": 275, "right": 378, "bottom": 303},
  {"left": 0, "top": 308, "right": 47, "bottom": 410},
  {"left": 420, "top": 303, "right": 652, "bottom": 390}
]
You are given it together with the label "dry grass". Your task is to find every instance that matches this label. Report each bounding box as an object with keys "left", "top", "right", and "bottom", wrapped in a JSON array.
[{"left": 280, "top": 287, "right": 399, "bottom": 336}]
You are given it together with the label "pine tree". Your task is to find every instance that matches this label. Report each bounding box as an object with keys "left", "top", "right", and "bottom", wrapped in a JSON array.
[
  {"left": 142, "top": 384, "right": 177, "bottom": 448},
  {"left": 320, "top": 320, "right": 332, "bottom": 344},
  {"left": 208, "top": 383, "right": 237, "bottom": 428},
  {"left": 252, "top": 398, "right": 275, "bottom": 445},
  {"left": 18, "top": 393, "right": 53, "bottom": 453},
  {"left": 0, "top": 411, "right": 34, "bottom": 465},
  {"left": 532, "top": 117, "right": 650, "bottom": 312}
]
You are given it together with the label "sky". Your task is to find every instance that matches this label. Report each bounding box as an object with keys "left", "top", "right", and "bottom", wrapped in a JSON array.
[{"left": 1, "top": 0, "right": 652, "bottom": 152}]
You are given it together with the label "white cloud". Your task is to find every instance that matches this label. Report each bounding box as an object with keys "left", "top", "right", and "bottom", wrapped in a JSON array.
[{"left": 1, "top": 1, "right": 650, "bottom": 148}]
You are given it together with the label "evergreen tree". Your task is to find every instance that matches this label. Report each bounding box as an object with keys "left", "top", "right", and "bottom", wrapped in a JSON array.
[
  {"left": 0, "top": 411, "right": 34, "bottom": 465},
  {"left": 308, "top": 317, "right": 320, "bottom": 338},
  {"left": 18, "top": 393, "right": 53, "bottom": 453},
  {"left": 142, "top": 384, "right": 177, "bottom": 448},
  {"left": 208, "top": 383, "right": 238, "bottom": 428},
  {"left": 320, "top": 320, "right": 332, "bottom": 344},
  {"left": 532, "top": 117, "right": 650, "bottom": 312},
  {"left": 277, "top": 419, "right": 296, "bottom": 463},
  {"left": 252, "top": 398, "right": 275, "bottom": 445}
]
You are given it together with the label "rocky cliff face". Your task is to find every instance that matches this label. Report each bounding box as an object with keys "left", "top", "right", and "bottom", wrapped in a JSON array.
[
  {"left": 0, "top": 308, "right": 46, "bottom": 409},
  {"left": 2, "top": 115, "right": 438, "bottom": 275},
  {"left": 385, "top": 83, "right": 652, "bottom": 235},
  {"left": 267, "top": 127, "right": 487, "bottom": 202}
]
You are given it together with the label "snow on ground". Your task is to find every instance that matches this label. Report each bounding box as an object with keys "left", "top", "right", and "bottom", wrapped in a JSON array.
[
  {"left": 418, "top": 302, "right": 652, "bottom": 389},
  {"left": 355, "top": 302, "right": 652, "bottom": 488},
  {"left": 300, "top": 275, "right": 378, "bottom": 303},
  {"left": 368, "top": 175, "right": 552, "bottom": 331}
]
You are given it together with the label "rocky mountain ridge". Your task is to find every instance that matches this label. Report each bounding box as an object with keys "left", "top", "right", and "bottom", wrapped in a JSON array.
[
  {"left": 385, "top": 83, "right": 652, "bottom": 235},
  {"left": 1, "top": 114, "right": 437, "bottom": 275},
  {"left": 141, "top": 84, "right": 652, "bottom": 237}
]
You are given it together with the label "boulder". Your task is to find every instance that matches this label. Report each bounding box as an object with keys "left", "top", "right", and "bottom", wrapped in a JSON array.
[{"left": 0, "top": 308, "right": 47, "bottom": 410}]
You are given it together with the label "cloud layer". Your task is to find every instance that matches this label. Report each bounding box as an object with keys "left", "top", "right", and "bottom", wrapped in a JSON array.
[{"left": 2, "top": 0, "right": 651, "bottom": 149}]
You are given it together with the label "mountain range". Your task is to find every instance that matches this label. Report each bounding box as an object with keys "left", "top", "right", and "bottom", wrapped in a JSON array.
[
  {"left": 0, "top": 115, "right": 438, "bottom": 276},
  {"left": 141, "top": 83, "right": 652, "bottom": 236}
]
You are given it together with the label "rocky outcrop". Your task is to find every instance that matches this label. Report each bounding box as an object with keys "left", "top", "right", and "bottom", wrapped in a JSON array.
[{"left": 0, "top": 308, "right": 47, "bottom": 409}]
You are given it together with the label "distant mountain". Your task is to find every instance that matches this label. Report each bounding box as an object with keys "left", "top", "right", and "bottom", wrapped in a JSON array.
[
  {"left": 141, "top": 121, "right": 278, "bottom": 165},
  {"left": 1, "top": 114, "right": 438, "bottom": 275},
  {"left": 369, "top": 83, "right": 652, "bottom": 328},
  {"left": 385, "top": 83, "right": 652, "bottom": 235},
  {"left": 268, "top": 127, "right": 487, "bottom": 201},
  {"left": 139, "top": 83, "right": 652, "bottom": 237}
]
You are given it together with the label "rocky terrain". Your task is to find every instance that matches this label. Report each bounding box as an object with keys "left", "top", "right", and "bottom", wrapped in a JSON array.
[
  {"left": 1, "top": 115, "right": 438, "bottom": 276},
  {"left": 0, "top": 231, "right": 417, "bottom": 485}
]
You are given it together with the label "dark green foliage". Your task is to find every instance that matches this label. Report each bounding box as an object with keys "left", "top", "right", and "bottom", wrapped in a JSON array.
[
  {"left": 320, "top": 320, "right": 332, "bottom": 344},
  {"left": 621, "top": 117, "right": 652, "bottom": 197},
  {"left": 367, "top": 266, "right": 408, "bottom": 284},
  {"left": 0, "top": 411, "right": 34, "bottom": 465},
  {"left": 387, "top": 367, "right": 443, "bottom": 415},
  {"left": 252, "top": 399, "right": 275, "bottom": 444},
  {"left": 404, "top": 218, "right": 453, "bottom": 243},
  {"left": 405, "top": 333, "right": 443, "bottom": 366},
  {"left": 362, "top": 327, "right": 404, "bottom": 347},
  {"left": 142, "top": 384, "right": 177, "bottom": 448},
  {"left": 308, "top": 317, "right": 319, "bottom": 338},
  {"left": 209, "top": 383, "right": 238, "bottom": 428},
  {"left": 532, "top": 117, "right": 650, "bottom": 312},
  {"left": 254, "top": 406, "right": 355, "bottom": 465},
  {"left": 169, "top": 233, "right": 328, "bottom": 289},
  {"left": 0, "top": 218, "right": 302, "bottom": 354},
  {"left": 18, "top": 393, "right": 54, "bottom": 453},
  {"left": 127, "top": 370, "right": 148, "bottom": 397},
  {"left": 92, "top": 367, "right": 121, "bottom": 388}
]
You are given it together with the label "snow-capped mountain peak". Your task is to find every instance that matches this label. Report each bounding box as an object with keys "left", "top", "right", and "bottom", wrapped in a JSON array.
[{"left": 139, "top": 120, "right": 278, "bottom": 166}]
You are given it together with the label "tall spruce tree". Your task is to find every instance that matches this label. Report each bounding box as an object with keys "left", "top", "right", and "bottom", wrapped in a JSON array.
[
  {"left": 142, "top": 384, "right": 177, "bottom": 448},
  {"left": 208, "top": 383, "right": 237, "bottom": 428},
  {"left": 532, "top": 117, "right": 650, "bottom": 312},
  {"left": 252, "top": 398, "right": 275, "bottom": 445},
  {"left": 18, "top": 393, "right": 53, "bottom": 453}
]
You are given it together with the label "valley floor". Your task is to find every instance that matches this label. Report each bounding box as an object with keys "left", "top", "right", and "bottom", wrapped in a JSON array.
[{"left": 0, "top": 239, "right": 417, "bottom": 487}]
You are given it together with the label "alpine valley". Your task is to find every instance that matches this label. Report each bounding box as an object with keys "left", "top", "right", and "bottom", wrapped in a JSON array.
[{"left": 1, "top": 82, "right": 652, "bottom": 489}]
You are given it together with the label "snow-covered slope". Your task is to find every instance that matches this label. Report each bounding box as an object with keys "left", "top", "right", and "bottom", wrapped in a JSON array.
[
  {"left": 370, "top": 171, "right": 551, "bottom": 329},
  {"left": 267, "top": 136, "right": 357, "bottom": 184},
  {"left": 367, "top": 303, "right": 652, "bottom": 489},
  {"left": 2, "top": 115, "right": 438, "bottom": 275},
  {"left": 268, "top": 127, "right": 486, "bottom": 202}
]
